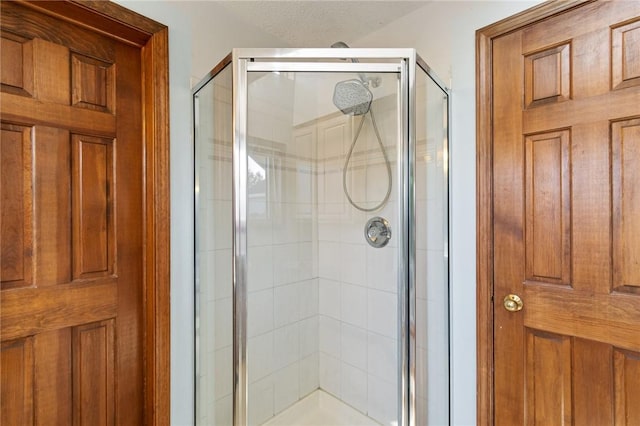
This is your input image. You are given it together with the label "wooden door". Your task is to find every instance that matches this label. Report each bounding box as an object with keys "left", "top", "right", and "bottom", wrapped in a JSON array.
[
  {"left": 0, "top": 2, "right": 169, "bottom": 424},
  {"left": 478, "top": 1, "right": 640, "bottom": 424}
]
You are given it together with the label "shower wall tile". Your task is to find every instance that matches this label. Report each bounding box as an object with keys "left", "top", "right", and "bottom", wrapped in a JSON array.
[
  {"left": 298, "top": 243, "right": 314, "bottom": 281},
  {"left": 273, "top": 323, "right": 300, "bottom": 371},
  {"left": 248, "top": 289, "right": 274, "bottom": 337},
  {"left": 344, "top": 167, "right": 368, "bottom": 204},
  {"left": 366, "top": 246, "right": 397, "bottom": 293},
  {"left": 319, "top": 352, "right": 341, "bottom": 398},
  {"left": 323, "top": 171, "right": 344, "bottom": 204},
  {"left": 426, "top": 251, "right": 447, "bottom": 303},
  {"left": 367, "top": 374, "right": 397, "bottom": 426},
  {"left": 299, "top": 279, "right": 319, "bottom": 319},
  {"left": 248, "top": 331, "right": 273, "bottom": 384},
  {"left": 274, "top": 283, "right": 300, "bottom": 327},
  {"left": 248, "top": 246, "right": 274, "bottom": 292},
  {"left": 214, "top": 346, "right": 233, "bottom": 398},
  {"left": 313, "top": 107, "right": 401, "bottom": 422},
  {"left": 367, "top": 289, "right": 397, "bottom": 339},
  {"left": 318, "top": 215, "right": 342, "bottom": 242},
  {"left": 299, "top": 353, "right": 319, "bottom": 398},
  {"left": 426, "top": 203, "right": 445, "bottom": 251},
  {"left": 341, "top": 323, "right": 367, "bottom": 371},
  {"left": 199, "top": 251, "right": 214, "bottom": 302},
  {"left": 214, "top": 297, "right": 232, "bottom": 350},
  {"left": 212, "top": 160, "right": 232, "bottom": 202},
  {"left": 319, "top": 315, "right": 341, "bottom": 359},
  {"left": 214, "top": 249, "right": 232, "bottom": 299},
  {"left": 340, "top": 243, "right": 366, "bottom": 286},
  {"left": 273, "top": 244, "right": 299, "bottom": 286},
  {"left": 202, "top": 300, "right": 215, "bottom": 354},
  {"left": 367, "top": 332, "right": 397, "bottom": 384},
  {"left": 299, "top": 316, "right": 319, "bottom": 358},
  {"left": 427, "top": 299, "right": 448, "bottom": 354},
  {"left": 319, "top": 279, "right": 341, "bottom": 320},
  {"left": 416, "top": 347, "right": 427, "bottom": 398},
  {"left": 366, "top": 163, "right": 394, "bottom": 203},
  {"left": 339, "top": 209, "right": 366, "bottom": 244},
  {"left": 340, "top": 283, "right": 367, "bottom": 328},
  {"left": 213, "top": 200, "right": 233, "bottom": 250},
  {"left": 341, "top": 363, "right": 368, "bottom": 414},
  {"left": 200, "top": 203, "right": 214, "bottom": 252},
  {"left": 248, "top": 375, "right": 274, "bottom": 426},
  {"left": 248, "top": 220, "right": 273, "bottom": 247},
  {"left": 215, "top": 395, "right": 232, "bottom": 426},
  {"left": 319, "top": 241, "right": 341, "bottom": 281},
  {"left": 274, "top": 363, "right": 299, "bottom": 414}
]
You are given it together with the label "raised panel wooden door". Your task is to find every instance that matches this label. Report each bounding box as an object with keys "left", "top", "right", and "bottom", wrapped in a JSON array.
[
  {"left": 492, "top": 1, "right": 640, "bottom": 424},
  {"left": 1, "top": 2, "right": 143, "bottom": 424}
]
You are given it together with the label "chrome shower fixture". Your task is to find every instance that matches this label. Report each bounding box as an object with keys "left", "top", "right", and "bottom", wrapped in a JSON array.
[
  {"left": 333, "top": 78, "right": 372, "bottom": 116},
  {"left": 331, "top": 41, "right": 392, "bottom": 212},
  {"left": 331, "top": 41, "right": 381, "bottom": 88}
]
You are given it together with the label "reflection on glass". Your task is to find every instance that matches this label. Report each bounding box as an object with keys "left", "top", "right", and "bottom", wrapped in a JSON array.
[
  {"left": 414, "top": 65, "right": 449, "bottom": 426},
  {"left": 194, "top": 65, "right": 234, "bottom": 426}
]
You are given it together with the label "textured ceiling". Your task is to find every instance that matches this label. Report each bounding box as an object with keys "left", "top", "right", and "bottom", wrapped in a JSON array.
[{"left": 214, "top": 1, "right": 429, "bottom": 47}]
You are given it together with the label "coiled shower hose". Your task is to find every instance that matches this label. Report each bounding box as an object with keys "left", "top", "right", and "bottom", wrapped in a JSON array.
[{"left": 342, "top": 106, "right": 393, "bottom": 212}]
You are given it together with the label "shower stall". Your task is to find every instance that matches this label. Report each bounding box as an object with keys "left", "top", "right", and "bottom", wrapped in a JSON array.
[{"left": 194, "top": 48, "right": 450, "bottom": 426}]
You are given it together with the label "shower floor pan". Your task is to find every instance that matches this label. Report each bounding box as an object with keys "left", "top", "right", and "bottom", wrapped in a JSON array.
[{"left": 262, "top": 390, "right": 382, "bottom": 426}]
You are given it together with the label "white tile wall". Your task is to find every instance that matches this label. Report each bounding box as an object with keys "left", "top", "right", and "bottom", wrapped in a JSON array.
[{"left": 314, "top": 89, "right": 402, "bottom": 425}]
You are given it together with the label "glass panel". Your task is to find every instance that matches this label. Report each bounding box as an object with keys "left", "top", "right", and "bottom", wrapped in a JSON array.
[
  {"left": 245, "top": 70, "right": 400, "bottom": 426},
  {"left": 414, "top": 66, "right": 450, "bottom": 425},
  {"left": 194, "top": 65, "right": 234, "bottom": 426}
]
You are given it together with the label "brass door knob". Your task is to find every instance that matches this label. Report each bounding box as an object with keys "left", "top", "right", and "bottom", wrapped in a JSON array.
[{"left": 503, "top": 294, "right": 523, "bottom": 312}]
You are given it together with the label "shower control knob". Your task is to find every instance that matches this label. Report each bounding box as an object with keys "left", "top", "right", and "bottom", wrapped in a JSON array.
[{"left": 365, "top": 217, "right": 391, "bottom": 248}]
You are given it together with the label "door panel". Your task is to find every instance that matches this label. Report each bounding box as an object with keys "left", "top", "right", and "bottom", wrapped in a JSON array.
[
  {"left": 1, "top": 2, "right": 143, "bottom": 423},
  {"left": 492, "top": 1, "right": 640, "bottom": 424},
  {"left": 1, "top": 337, "right": 34, "bottom": 426}
]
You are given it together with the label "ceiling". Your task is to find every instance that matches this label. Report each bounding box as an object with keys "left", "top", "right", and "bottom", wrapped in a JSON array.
[{"left": 212, "top": 1, "right": 429, "bottom": 47}]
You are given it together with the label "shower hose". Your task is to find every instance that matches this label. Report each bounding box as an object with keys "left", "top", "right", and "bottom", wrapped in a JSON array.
[{"left": 342, "top": 106, "right": 393, "bottom": 212}]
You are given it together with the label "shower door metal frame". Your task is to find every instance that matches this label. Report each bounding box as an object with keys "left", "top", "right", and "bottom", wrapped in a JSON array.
[{"left": 194, "top": 48, "right": 451, "bottom": 426}]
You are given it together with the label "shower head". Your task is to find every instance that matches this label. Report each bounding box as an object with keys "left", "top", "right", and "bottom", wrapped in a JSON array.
[{"left": 333, "top": 79, "right": 372, "bottom": 116}]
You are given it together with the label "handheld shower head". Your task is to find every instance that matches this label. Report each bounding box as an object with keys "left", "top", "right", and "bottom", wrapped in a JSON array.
[{"left": 333, "top": 79, "right": 372, "bottom": 116}]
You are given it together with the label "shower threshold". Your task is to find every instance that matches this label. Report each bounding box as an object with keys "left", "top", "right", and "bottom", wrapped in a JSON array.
[{"left": 262, "top": 389, "right": 382, "bottom": 426}]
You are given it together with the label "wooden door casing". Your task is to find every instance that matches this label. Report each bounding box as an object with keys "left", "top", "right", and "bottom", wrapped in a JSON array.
[
  {"left": 478, "top": 1, "right": 640, "bottom": 425},
  {"left": 0, "top": 1, "right": 169, "bottom": 424}
]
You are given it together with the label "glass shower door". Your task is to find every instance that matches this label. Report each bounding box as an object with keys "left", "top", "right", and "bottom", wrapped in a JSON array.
[
  {"left": 414, "top": 60, "right": 450, "bottom": 425},
  {"left": 244, "top": 69, "right": 402, "bottom": 426},
  {"left": 194, "top": 64, "right": 234, "bottom": 426}
]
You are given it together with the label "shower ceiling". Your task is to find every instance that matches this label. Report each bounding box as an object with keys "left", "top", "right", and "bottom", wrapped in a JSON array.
[{"left": 213, "top": 1, "right": 429, "bottom": 47}]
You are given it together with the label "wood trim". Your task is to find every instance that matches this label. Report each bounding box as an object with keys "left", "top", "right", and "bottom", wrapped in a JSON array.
[
  {"left": 142, "top": 26, "right": 171, "bottom": 426},
  {"left": 475, "top": 28, "right": 494, "bottom": 426},
  {"left": 475, "top": 1, "right": 592, "bottom": 425},
  {"left": 18, "top": 1, "right": 171, "bottom": 424}
]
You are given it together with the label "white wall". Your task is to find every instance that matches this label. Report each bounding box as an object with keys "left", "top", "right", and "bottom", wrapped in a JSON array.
[
  {"left": 112, "top": 1, "right": 542, "bottom": 425},
  {"left": 186, "top": 2, "right": 287, "bottom": 81},
  {"left": 354, "top": 2, "right": 542, "bottom": 425}
]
